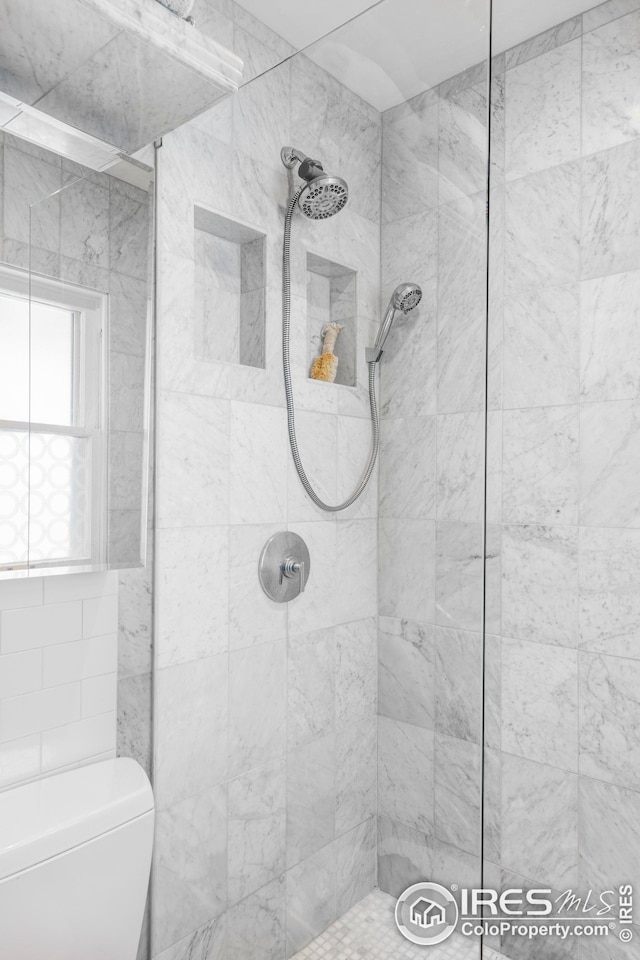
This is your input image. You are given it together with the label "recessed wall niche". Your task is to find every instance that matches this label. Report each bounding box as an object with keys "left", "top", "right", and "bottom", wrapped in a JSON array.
[
  {"left": 194, "top": 206, "right": 266, "bottom": 368},
  {"left": 307, "top": 253, "right": 357, "bottom": 387}
]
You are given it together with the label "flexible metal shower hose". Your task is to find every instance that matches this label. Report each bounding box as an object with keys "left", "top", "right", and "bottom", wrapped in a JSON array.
[{"left": 282, "top": 188, "right": 380, "bottom": 512}]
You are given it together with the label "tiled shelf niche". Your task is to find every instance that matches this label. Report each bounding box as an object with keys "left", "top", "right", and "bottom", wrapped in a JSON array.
[
  {"left": 307, "top": 253, "right": 357, "bottom": 387},
  {"left": 194, "top": 206, "right": 266, "bottom": 368}
]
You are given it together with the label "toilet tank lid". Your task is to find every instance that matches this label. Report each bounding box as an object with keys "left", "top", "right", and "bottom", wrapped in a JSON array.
[{"left": 0, "top": 758, "right": 153, "bottom": 881}]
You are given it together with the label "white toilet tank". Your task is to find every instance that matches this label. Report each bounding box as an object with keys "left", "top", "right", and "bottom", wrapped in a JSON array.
[{"left": 0, "top": 757, "right": 154, "bottom": 960}]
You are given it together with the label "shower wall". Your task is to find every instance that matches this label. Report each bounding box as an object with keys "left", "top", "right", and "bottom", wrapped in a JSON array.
[
  {"left": 152, "top": 10, "right": 381, "bottom": 958},
  {"left": 485, "top": 3, "right": 640, "bottom": 956},
  {"left": 376, "top": 62, "right": 490, "bottom": 896}
]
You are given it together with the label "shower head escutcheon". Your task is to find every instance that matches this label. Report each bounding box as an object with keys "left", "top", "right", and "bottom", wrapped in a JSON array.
[
  {"left": 366, "top": 282, "right": 423, "bottom": 363},
  {"left": 281, "top": 145, "right": 349, "bottom": 220}
]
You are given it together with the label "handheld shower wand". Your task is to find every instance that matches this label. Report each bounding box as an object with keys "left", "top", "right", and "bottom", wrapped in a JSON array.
[{"left": 366, "top": 283, "right": 423, "bottom": 363}]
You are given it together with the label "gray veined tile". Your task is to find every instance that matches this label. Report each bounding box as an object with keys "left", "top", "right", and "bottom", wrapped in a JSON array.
[
  {"left": 378, "top": 518, "right": 436, "bottom": 623},
  {"left": 501, "top": 637, "right": 578, "bottom": 771},
  {"left": 505, "top": 161, "right": 580, "bottom": 296},
  {"left": 334, "top": 520, "right": 377, "bottom": 624},
  {"left": 225, "top": 876, "right": 285, "bottom": 960},
  {"left": 579, "top": 652, "right": 640, "bottom": 791},
  {"left": 286, "top": 843, "right": 337, "bottom": 957},
  {"left": 229, "top": 523, "right": 288, "bottom": 651},
  {"left": 582, "top": 138, "right": 640, "bottom": 279},
  {"left": 60, "top": 177, "right": 110, "bottom": 267},
  {"left": 228, "top": 640, "right": 286, "bottom": 779},
  {"left": 580, "top": 270, "right": 640, "bottom": 402},
  {"left": 580, "top": 400, "right": 640, "bottom": 527},
  {"left": 335, "top": 618, "right": 377, "bottom": 729},
  {"left": 579, "top": 526, "right": 640, "bottom": 658},
  {"left": 377, "top": 816, "right": 433, "bottom": 899},
  {"left": 435, "top": 521, "right": 486, "bottom": 634},
  {"left": 437, "top": 301, "right": 486, "bottom": 414},
  {"left": 381, "top": 209, "right": 438, "bottom": 304},
  {"left": 286, "top": 733, "right": 336, "bottom": 868},
  {"left": 434, "top": 626, "right": 483, "bottom": 743},
  {"left": 502, "top": 524, "right": 579, "bottom": 647},
  {"left": 381, "top": 101, "right": 439, "bottom": 223},
  {"left": 379, "top": 416, "right": 436, "bottom": 520},
  {"left": 505, "top": 38, "right": 581, "bottom": 180},
  {"left": 335, "top": 818, "right": 376, "bottom": 915},
  {"left": 4, "top": 147, "right": 62, "bottom": 251},
  {"left": 287, "top": 625, "right": 336, "bottom": 750},
  {"left": 227, "top": 758, "right": 286, "bottom": 904},
  {"left": 434, "top": 734, "right": 482, "bottom": 856},
  {"left": 436, "top": 412, "right": 485, "bottom": 523},
  {"left": 437, "top": 192, "right": 487, "bottom": 314},
  {"left": 501, "top": 753, "right": 578, "bottom": 891},
  {"left": 503, "top": 284, "right": 580, "bottom": 408},
  {"left": 379, "top": 279, "right": 438, "bottom": 420},
  {"left": 378, "top": 617, "right": 435, "bottom": 729},
  {"left": 377, "top": 716, "right": 435, "bottom": 835},
  {"left": 504, "top": 15, "right": 583, "bottom": 71},
  {"left": 438, "top": 81, "right": 487, "bottom": 204},
  {"left": 335, "top": 718, "right": 377, "bottom": 835},
  {"left": 584, "top": 0, "right": 640, "bottom": 32},
  {"left": 583, "top": 9, "right": 640, "bottom": 155},
  {"left": 153, "top": 914, "right": 226, "bottom": 960},
  {"left": 579, "top": 776, "right": 640, "bottom": 894},
  {"left": 502, "top": 405, "right": 579, "bottom": 525}
]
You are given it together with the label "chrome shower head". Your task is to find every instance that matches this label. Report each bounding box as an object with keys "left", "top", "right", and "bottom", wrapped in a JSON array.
[
  {"left": 281, "top": 146, "right": 349, "bottom": 220},
  {"left": 367, "top": 282, "right": 423, "bottom": 363}
]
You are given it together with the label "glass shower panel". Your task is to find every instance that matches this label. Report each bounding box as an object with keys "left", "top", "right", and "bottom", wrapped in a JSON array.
[{"left": 484, "top": 1, "right": 640, "bottom": 957}]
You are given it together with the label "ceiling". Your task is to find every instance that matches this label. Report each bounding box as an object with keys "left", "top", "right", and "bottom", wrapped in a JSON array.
[{"left": 234, "top": 0, "right": 597, "bottom": 110}]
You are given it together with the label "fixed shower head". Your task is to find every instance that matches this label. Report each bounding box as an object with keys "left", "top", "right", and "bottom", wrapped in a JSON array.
[
  {"left": 281, "top": 146, "right": 349, "bottom": 220},
  {"left": 367, "top": 282, "right": 423, "bottom": 363}
]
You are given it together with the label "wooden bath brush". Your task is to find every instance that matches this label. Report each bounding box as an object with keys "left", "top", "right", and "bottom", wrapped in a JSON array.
[{"left": 310, "top": 322, "right": 344, "bottom": 383}]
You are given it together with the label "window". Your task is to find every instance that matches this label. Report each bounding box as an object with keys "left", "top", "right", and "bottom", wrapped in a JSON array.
[{"left": 0, "top": 266, "right": 107, "bottom": 571}]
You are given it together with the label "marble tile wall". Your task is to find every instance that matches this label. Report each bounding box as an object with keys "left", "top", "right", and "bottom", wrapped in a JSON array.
[
  {"left": 377, "top": 56, "right": 488, "bottom": 901},
  {"left": 486, "top": 3, "right": 640, "bottom": 957},
  {"left": 151, "top": 1, "right": 380, "bottom": 956}
]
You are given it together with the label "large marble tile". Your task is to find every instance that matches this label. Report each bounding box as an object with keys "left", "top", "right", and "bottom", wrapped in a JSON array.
[
  {"left": 377, "top": 816, "right": 431, "bottom": 898},
  {"left": 436, "top": 521, "right": 492, "bottom": 634},
  {"left": 60, "top": 177, "right": 110, "bottom": 267},
  {"left": 109, "top": 186, "right": 150, "bottom": 282},
  {"left": 286, "top": 411, "right": 337, "bottom": 522},
  {"left": 579, "top": 776, "right": 640, "bottom": 893},
  {"left": 335, "top": 818, "right": 376, "bottom": 915},
  {"left": 378, "top": 518, "right": 436, "bottom": 622},
  {"left": 582, "top": 138, "right": 640, "bottom": 279},
  {"left": 339, "top": 88, "right": 381, "bottom": 223},
  {"left": 505, "top": 15, "right": 583, "bottom": 70},
  {"left": 437, "top": 302, "right": 486, "bottom": 414},
  {"left": 378, "top": 617, "right": 435, "bottom": 729},
  {"left": 583, "top": 9, "right": 640, "bottom": 154},
  {"left": 229, "top": 524, "right": 288, "bottom": 651},
  {"left": 495, "top": 868, "right": 579, "bottom": 960},
  {"left": 501, "top": 754, "right": 578, "bottom": 890},
  {"left": 156, "top": 391, "right": 229, "bottom": 528},
  {"left": 286, "top": 733, "right": 335, "bottom": 867},
  {"left": 335, "top": 520, "right": 377, "bottom": 624},
  {"left": 379, "top": 279, "right": 438, "bottom": 420},
  {"left": 580, "top": 270, "right": 640, "bottom": 402},
  {"left": 153, "top": 914, "right": 226, "bottom": 960},
  {"left": 504, "top": 162, "right": 580, "bottom": 296},
  {"left": 4, "top": 146, "right": 62, "bottom": 250},
  {"left": 116, "top": 673, "right": 151, "bottom": 777},
  {"left": 502, "top": 406, "right": 579, "bottom": 524},
  {"left": 580, "top": 400, "right": 640, "bottom": 527},
  {"left": 155, "top": 655, "right": 228, "bottom": 809},
  {"left": 118, "top": 561, "right": 152, "bottom": 678},
  {"left": 229, "top": 402, "right": 287, "bottom": 524},
  {"left": 579, "top": 652, "right": 640, "bottom": 791},
  {"left": 335, "top": 618, "right": 377, "bottom": 729},
  {"left": 584, "top": 0, "right": 640, "bottom": 32},
  {"left": 109, "top": 272, "right": 148, "bottom": 358},
  {"left": 285, "top": 843, "right": 337, "bottom": 956},
  {"left": 381, "top": 209, "right": 438, "bottom": 304},
  {"left": 436, "top": 412, "right": 485, "bottom": 523},
  {"left": 502, "top": 637, "right": 578, "bottom": 771},
  {"left": 335, "top": 717, "right": 377, "bottom": 835},
  {"left": 377, "top": 716, "right": 435, "bottom": 834},
  {"left": 153, "top": 786, "right": 228, "bottom": 953},
  {"left": 287, "top": 625, "right": 336, "bottom": 750},
  {"left": 502, "top": 523, "right": 579, "bottom": 647},
  {"left": 434, "top": 626, "right": 483, "bottom": 744},
  {"left": 382, "top": 100, "right": 439, "bottom": 222},
  {"left": 290, "top": 55, "right": 341, "bottom": 173},
  {"left": 579, "top": 526, "right": 640, "bottom": 658},
  {"left": 503, "top": 285, "right": 580, "bottom": 408},
  {"left": 379, "top": 416, "right": 436, "bottom": 520},
  {"left": 228, "top": 758, "right": 286, "bottom": 905},
  {"left": 156, "top": 526, "right": 229, "bottom": 667},
  {"left": 336, "top": 415, "right": 378, "bottom": 521},
  {"left": 228, "top": 640, "right": 286, "bottom": 779},
  {"left": 505, "top": 39, "right": 581, "bottom": 180},
  {"left": 438, "top": 82, "right": 487, "bottom": 204},
  {"left": 438, "top": 193, "right": 487, "bottom": 314},
  {"left": 434, "top": 734, "right": 481, "bottom": 856},
  {"left": 225, "top": 877, "right": 285, "bottom": 960},
  {"left": 234, "top": 59, "right": 290, "bottom": 170}
]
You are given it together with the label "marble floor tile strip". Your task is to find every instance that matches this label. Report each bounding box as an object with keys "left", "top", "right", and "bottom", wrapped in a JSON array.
[{"left": 292, "top": 889, "right": 507, "bottom": 959}]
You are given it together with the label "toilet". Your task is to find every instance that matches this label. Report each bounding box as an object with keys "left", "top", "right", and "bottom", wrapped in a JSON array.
[{"left": 0, "top": 757, "right": 154, "bottom": 960}]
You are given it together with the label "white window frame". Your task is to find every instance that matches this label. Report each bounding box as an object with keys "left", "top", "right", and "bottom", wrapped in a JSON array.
[{"left": 0, "top": 264, "right": 108, "bottom": 571}]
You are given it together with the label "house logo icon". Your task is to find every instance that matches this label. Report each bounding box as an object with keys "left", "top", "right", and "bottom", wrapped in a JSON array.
[
  {"left": 410, "top": 897, "right": 446, "bottom": 929},
  {"left": 395, "top": 882, "right": 459, "bottom": 946}
]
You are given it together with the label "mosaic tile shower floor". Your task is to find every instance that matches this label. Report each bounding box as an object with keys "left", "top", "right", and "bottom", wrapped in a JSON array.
[{"left": 292, "top": 889, "right": 505, "bottom": 960}]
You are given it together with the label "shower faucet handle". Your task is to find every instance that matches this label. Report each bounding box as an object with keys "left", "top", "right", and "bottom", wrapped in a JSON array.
[{"left": 280, "top": 557, "right": 306, "bottom": 593}]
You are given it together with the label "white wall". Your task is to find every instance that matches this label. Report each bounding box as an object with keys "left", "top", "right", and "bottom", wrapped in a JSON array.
[{"left": 0, "top": 572, "right": 118, "bottom": 789}]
